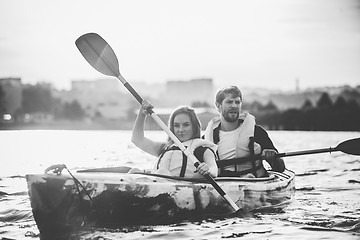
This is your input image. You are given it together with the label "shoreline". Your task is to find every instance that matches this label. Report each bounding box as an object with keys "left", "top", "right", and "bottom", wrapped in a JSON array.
[{"left": 0, "top": 119, "right": 135, "bottom": 131}]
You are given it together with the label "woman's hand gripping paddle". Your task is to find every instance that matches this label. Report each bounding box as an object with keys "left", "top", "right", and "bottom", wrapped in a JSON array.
[{"left": 75, "top": 32, "right": 240, "bottom": 213}]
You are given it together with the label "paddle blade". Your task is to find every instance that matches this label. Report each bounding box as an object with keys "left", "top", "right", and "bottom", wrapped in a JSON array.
[
  {"left": 335, "top": 138, "right": 360, "bottom": 155},
  {"left": 75, "top": 33, "right": 120, "bottom": 77}
]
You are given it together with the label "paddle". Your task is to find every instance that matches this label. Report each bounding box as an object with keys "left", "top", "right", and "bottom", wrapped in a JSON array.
[
  {"left": 277, "top": 137, "right": 360, "bottom": 157},
  {"left": 217, "top": 138, "right": 360, "bottom": 168},
  {"left": 75, "top": 32, "right": 240, "bottom": 212}
]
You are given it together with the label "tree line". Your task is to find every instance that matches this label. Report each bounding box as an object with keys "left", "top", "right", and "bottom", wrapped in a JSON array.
[
  {"left": 249, "top": 92, "right": 360, "bottom": 131},
  {"left": 22, "top": 83, "right": 85, "bottom": 120},
  {"left": 2, "top": 83, "right": 360, "bottom": 131},
  {"left": 0, "top": 83, "right": 85, "bottom": 123}
]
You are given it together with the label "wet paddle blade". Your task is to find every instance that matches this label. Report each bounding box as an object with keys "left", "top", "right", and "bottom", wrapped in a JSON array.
[
  {"left": 335, "top": 138, "right": 360, "bottom": 155},
  {"left": 75, "top": 33, "right": 120, "bottom": 77}
]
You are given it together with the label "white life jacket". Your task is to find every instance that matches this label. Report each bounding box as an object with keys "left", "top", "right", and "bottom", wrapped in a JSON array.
[
  {"left": 154, "top": 139, "right": 217, "bottom": 178},
  {"left": 204, "top": 113, "right": 266, "bottom": 177}
]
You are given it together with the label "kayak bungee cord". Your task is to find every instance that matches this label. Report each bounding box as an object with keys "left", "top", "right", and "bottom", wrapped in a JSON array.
[
  {"left": 45, "top": 164, "right": 98, "bottom": 225},
  {"left": 66, "top": 166, "right": 99, "bottom": 226}
]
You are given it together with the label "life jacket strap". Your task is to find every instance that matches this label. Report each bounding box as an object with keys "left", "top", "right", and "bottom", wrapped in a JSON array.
[
  {"left": 248, "top": 136, "right": 257, "bottom": 177},
  {"left": 213, "top": 123, "right": 221, "bottom": 144},
  {"left": 157, "top": 146, "right": 180, "bottom": 170},
  {"left": 179, "top": 151, "right": 187, "bottom": 177},
  {"left": 220, "top": 163, "right": 263, "bottom": 177},
  {"left": 216, "top": 156, "right": 260, "bottom": 168}
]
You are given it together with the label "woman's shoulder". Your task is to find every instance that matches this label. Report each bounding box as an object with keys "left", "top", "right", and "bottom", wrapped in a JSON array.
[{"left": 189, "top": 138, "right": 217, "bottom": 148}]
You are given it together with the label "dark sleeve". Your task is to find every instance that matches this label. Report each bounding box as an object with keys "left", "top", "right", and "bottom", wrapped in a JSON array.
[
  {"left": 254, "top": 125, "right": 278, "bottom": 152},
  {"left": 254, "top": 125, "right": 285, "bottom": 172},
  {"left": 194, "top": 146, "right": 216, "bottom": 163},
  {"left": 194, "top": 146, "right": 207, "bottom": 162}
]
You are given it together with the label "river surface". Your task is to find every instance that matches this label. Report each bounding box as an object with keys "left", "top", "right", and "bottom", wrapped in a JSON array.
[{"left": 0, "top": 130, "right": 359, "bottom": 240}]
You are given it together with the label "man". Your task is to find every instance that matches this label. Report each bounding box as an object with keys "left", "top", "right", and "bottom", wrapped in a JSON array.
[{"left": 204, "top": 86, "right": 285, "bottom": 177}]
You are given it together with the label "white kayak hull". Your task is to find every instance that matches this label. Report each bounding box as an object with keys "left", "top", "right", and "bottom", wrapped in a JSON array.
[{"left": 26, "top": 168, "right": 295, "bottom": 237}]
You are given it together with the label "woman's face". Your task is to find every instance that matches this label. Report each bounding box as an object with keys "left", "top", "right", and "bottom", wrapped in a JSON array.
[{"left": 173, "top": 113, "right": 194, "bottom": 142}]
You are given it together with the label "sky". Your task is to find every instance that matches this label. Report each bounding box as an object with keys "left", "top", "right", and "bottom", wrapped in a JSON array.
[{"left": 1, "top": 0, "right": 360, "bottom": 91}]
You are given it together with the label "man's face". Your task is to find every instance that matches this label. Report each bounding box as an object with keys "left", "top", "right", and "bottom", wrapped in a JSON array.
[{"left": 216, "top": 94, "right": 242, "bottom": 122}]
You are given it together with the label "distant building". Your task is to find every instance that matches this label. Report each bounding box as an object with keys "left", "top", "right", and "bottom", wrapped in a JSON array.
[
  {"left": 71, "top": 80, "right": 95, "bottom": 92},
  {"left": 71, "top": 78, "right": 120, "bottom": 93},
  {"left": 138, "top": 107, "right": 218, "bottom": 130},
  {"left": 58, "top": 78, "right": 216, "bottom": 121},
  {"left": 55, "top": 79, "right": 129, "bottom": 119},
  {"left": 127, "top": 81, "right": 166, "bottom": 99},
  {"left": 0, "top": 77, "right": 22, "bottom": 122},
  {"left": 160, "top": 78, "right": 215, "bottom": 107},
  {"left": 295, "top": 78, "right": 300, "bottom": 92}
]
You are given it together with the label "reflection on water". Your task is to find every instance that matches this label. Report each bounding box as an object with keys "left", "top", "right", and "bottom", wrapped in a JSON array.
[{"left": 0, "top": 130, "right": 359, "bottom": 239}]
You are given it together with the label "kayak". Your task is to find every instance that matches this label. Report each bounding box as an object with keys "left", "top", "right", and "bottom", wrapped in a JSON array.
[{"left": 26, "top": 166, "right": 295, "bottom": 237}]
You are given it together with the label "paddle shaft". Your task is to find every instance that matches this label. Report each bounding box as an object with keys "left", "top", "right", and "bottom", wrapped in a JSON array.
[
  {"left": 277, "top": 147, "right": 337, "bottom": 158},
  {"left": 202, "top": 123, "right": 358, "bottom": 168},
  {"left": 217, "top": 141, "right": 357, "bottom": 169},
  {"left": 117, "top": 74, "right": 240, "bottom": 212},
  {"left": 277, "top": 138, "right": 360, "bottom": 157}
]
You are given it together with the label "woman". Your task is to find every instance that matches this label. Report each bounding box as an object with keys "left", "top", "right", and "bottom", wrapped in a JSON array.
[{"left": 131, "top": 100, "right": 218, "bottom": 178}]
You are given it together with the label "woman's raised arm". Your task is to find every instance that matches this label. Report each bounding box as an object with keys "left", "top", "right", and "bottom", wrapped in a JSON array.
[{"left": 131, "top": 100, "right": 164, "bottom": 157}]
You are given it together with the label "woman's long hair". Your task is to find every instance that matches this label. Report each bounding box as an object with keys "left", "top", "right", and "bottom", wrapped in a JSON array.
[{"left": 164, "top": 106, "right": 202, "bottom": 148}]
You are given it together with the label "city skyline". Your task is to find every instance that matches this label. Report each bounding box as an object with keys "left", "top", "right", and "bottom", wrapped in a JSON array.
[{"left": 1, "top": 0, "right": 360, "bottom": 91}]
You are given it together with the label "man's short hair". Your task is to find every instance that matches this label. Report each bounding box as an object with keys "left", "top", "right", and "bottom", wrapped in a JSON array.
[{"left": 215, "top": 86, "right": 243, "bottom": 105}]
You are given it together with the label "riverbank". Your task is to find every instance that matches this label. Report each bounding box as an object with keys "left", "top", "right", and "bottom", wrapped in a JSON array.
[{"left": 0, "top": 119, "right": 135, "bottom": 130}]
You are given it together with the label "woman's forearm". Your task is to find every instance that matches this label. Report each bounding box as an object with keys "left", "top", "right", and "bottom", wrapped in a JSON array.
[
  {"left": 203, "top": 150, "right": 219, "bottom": 177},
  {"left": 131, "top": 111, "right": 146, "bottom": 146},
  {"left": 209, "top": 165, "right": 218, "bottom": 178}
]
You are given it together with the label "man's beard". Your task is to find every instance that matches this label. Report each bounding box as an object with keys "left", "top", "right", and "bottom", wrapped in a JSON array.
[{"left": 222, "top": 109, "right": 239, "bottom": 122}]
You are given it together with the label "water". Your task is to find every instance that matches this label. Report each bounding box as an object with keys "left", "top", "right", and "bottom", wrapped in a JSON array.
[{"left": 0, "top": 130, "right": 359, "bottom": 240}]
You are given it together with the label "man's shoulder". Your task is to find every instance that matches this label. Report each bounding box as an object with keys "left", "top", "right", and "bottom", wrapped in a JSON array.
[
  {"left": 205, "top": 117, "right": 221, "bottom": 129},
  {"left": 210, "top": 116, "right": 221, "bottom": 124}
]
